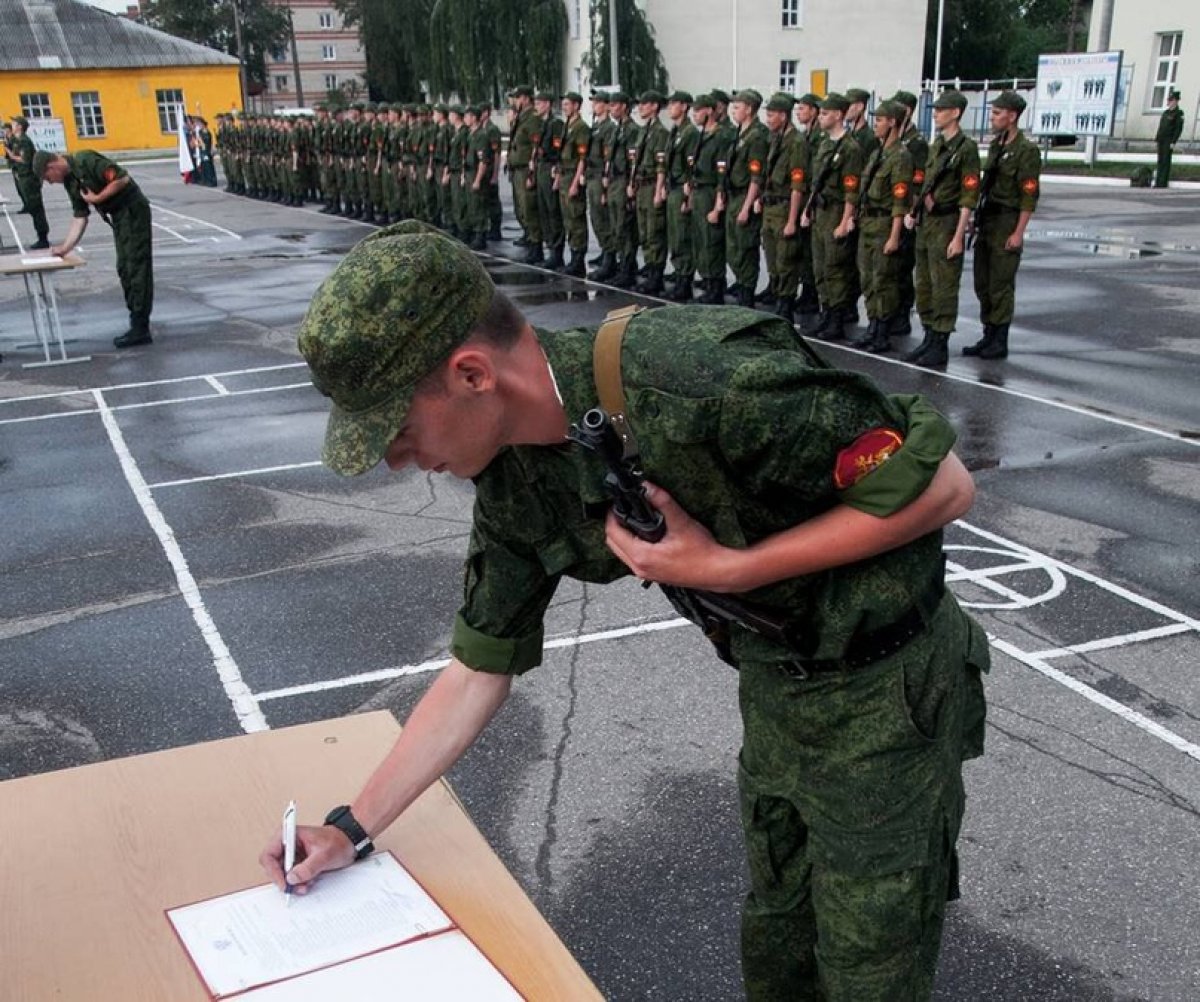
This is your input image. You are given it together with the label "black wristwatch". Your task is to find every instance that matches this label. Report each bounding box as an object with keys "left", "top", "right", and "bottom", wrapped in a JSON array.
[{"left": 324, "top": 805, "right": 375, "bottom": 860}]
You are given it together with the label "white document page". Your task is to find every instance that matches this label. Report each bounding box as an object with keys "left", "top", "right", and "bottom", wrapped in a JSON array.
[
  {"left": 168, "top": 853, "right": 453, "bottom": 997},
  {"left": 240, "top": 930, "right": 524, "bottom": 1001},
  {"left": 18, "top": 256, "right": 63, "bottom": 268}
]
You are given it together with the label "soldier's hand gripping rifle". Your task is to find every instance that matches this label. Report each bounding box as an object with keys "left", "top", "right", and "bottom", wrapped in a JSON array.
[
  {"left": 965, "top": 130, "right": 1007, "bottom": 251},
  {"left": 903, "top": 138, "right": 959, "bottom": 249},
  {"left": 800, "top": 133, "right": 847, "bottom": 227},
  {"left": 568, "top": 407, "right": 795, "bottom": 665}
]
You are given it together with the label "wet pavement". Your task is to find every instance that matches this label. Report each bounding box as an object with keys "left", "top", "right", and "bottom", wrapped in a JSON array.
[{"left": 2, "top": 164, "right": 1198, "bottom": 1001}]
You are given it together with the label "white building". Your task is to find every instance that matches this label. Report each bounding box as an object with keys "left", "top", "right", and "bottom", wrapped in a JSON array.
[
  {"left": 1087, "top": 0, "right": 1195, "bottom": 142},
  {"left": 264, "top": 0, "right": 367, "bottom": 110},
  {"left": 564, "top": 0, "right": 927, "bottom": 106}
]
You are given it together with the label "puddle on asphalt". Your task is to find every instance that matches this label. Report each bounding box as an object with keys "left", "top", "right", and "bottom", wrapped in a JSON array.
[
  {"left": 1081, "top": 243, "right": 1163, "bottom": 259},
  {"left": 276, "top": 233, "right": 307, "bottom": 243},
  {"left": 486, "top": 268, "right": 552, "bottom": 286}
]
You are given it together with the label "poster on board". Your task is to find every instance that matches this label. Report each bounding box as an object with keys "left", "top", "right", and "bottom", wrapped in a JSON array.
[
  {"left": 1034, "top": 50, "right": 1122, "bottom": 136},
  {"left": 27, "top": 118, "right": 68, "bottom": 153}
]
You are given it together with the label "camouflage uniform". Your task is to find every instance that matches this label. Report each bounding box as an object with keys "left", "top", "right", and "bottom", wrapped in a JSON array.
[
  {"left": 690, "top": 99, "right": 733, "bottom": 303},
  {"left": 662, "top": 93, "right": 699, "bottom": 301},
  {"left": 508, "top": 95, "right": 541, "bottom": 247},
  {"left": 891, "top": 91, "right": 929, "bottom": 330},
  {"left": 723, "top": 99, "right": 770, "bottom": 307},
  {"left": 557, "top": 97, "right": 591, "bottom": 275},
  {"left": 760, "top": 94, "right": 808, "bottom": 323},
  {"left": 606, "top": 99, "right": 641, "bottom": 288},
  {"left": 9, "top": 125, "right": 49, "bottom": 246},
  {"left": 585, "top": 100, "right": 616, "bottom": 275},
  {"left": 533, "top": 101, "right": 566, "bottom": 266},
  {"left": 632, "top": 94, "right": 669, "bottom": 293}
]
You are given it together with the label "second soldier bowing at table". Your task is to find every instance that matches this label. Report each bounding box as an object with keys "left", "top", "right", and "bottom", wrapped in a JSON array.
[
  {"left": 555, "top": 92, "right": 590, "bottom": 277},
  {"left": 903, "top": 90, "right": 980, "bottom": 369},
  {"left": 849, "top": 101, "right": 914, "bottom": 355},
  {"left": 760, "top": 92, "right": 808, "bottom": 326},
  {"left": 965, "top": 90, "right": 1040, "bottom": 361}
]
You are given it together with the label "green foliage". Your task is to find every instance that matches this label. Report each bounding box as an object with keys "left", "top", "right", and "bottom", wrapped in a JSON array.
[
  {"left": 923, "top": 0, "right": 1086, "bottom": 81},
  {"left": 140, "top": 0, "right": 290, "bottom": 89},
  {"left": 582, "top": 0, "right": 668, "bottom": 94}
]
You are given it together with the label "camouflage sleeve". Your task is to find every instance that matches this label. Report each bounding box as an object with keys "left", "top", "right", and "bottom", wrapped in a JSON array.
[
  {"left": 957, "top": 140, "right": 982, "bottom": 210},
  {"left": 718, "top": 355, "right": 955, "bottom": 516},
  {"left": 788, "top": 135, "right": 808, "bottom": 194},
  {"left": 1016, "top": 142, "right": 1040, "bottom": 213},
  {"left": 450, "top": 487, "right": 560, "bottom": 675},
  {"left": 891, "top": 148, "right": 914, "bottom": 217},
  {"left": 64, "top": 177, "right": 90, "bottom": 218},
  {"left": 747, "top": 130, "right": 769, "bottom": 184},
  {"left": 839, "top": 138, "right": 864, "bottom": 207}
]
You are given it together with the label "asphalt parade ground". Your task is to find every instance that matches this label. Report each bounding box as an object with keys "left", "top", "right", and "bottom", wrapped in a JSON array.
[{"left": 2, "top": 162, "right": 1198, "bottom": 1001}]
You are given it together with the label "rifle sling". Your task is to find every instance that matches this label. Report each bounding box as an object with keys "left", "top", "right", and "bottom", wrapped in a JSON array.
[{"left": 592, "top": 305, "right": 646, "bottom": 460}]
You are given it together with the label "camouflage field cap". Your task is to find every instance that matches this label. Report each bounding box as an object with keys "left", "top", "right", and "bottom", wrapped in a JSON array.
[
  {"left": 31, "top": 150, "right": 54, "bottom": 180},
  {"left": 609, "top": 91, "right": 630, "bottom": 105},
  {"left": 991, "top": 90, "right": 1027, "bottom": 113},
  {"left": 872, "top": 100, "right": 903, "bottom": 120},
  {"left": 709, "top": 88, "right": 731, "bottom": 105},
  {"left": 845, "top": 88, "right": 871, "bottom": 105},
  {"left": 507, "top": 84, "right": 534, "bottom": 99},
  {"left": 298, "top": 221, "right": 495, "bottom": 476},
  {"left": 562, "top": 91, "right": 584, "bottom": 104},
  {"left": 692, "top": 93, "right": 716, "bottom": 110},
  {"left": 638, "top": 89, "right": 666, "bottom": 106},
  {"left": 765, "top": 92, "right": 795, "bottom": 113},
  {"left": 796, "top": 93, "right": 822, "bottom": 110},
  {"left": 667, "top": 90, "right": 693, "bottom": 105},
  {"left": 733, "top": 88, "right": 762, "bottom": 108},
  {"left": 820, "top": 92, "right": 850, "bottom": 112},
  {"left": 890, "top": 89, "right": 919, "bottom": 110},
  {"left": 932, "top": 90, "right": 968, "bottom": 112},
  {"left": 12, "top": 114, "right": 28, "bottom": 127}
]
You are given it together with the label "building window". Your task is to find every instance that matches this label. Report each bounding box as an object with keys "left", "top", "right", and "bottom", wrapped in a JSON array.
[
  {"left": 270, "top": 45, "right": 287, "bottom": 63},
  {"left": 19, "top": 93, "right": 52, "bottom": 118},
  {"left": 71, "top": 91, "right": 106, "bottom": 138},
  {"left": 780, "top": 60, "right": 799, "bottom": 94},
  {"left": 318, "top": 11, "right": 333, "bottom": 28},
  {"left": 781, "top": 0, "right": 801, "bottom": 29},
  {"left": 275, "top": 75, "right": 289, "bottom": 93},
  {"left": 322, "top": 44, "right": 336, "bottom": 61},
  {"left": 1150, "top": 32, "right": 1183, "bottom": 110},
  {"left": 156, "top": 88, "right": 185, "bottom": 133},
  {"left": 324, "top": 74, "right": 338, "bottom": 90}
]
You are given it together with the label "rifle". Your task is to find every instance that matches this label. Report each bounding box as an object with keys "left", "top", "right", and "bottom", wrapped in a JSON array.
[
  {"left": 801, "top": 132, "right": 848, "bottom": 224},
  {"left": 966, "top": 130, "right": 1007, "bottom": 250},
  {"left": 568, "top": 407, "right": 796, "bottom": 665},
  {"left": 853, "top": 145, "right": 886, "bottom": 223}
]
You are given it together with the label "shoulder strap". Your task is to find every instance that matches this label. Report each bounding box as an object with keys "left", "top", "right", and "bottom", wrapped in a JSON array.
[{"left": 592, "top": 305, "right": 645, "bottom": 459}]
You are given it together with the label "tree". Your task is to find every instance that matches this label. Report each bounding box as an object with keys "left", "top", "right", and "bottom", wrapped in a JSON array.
[
  {"left": 140, "top": 0, "right": 291, "bottom": 93},
  {"left": 581, "top": 0, "right": 668, "bottom": 95}
]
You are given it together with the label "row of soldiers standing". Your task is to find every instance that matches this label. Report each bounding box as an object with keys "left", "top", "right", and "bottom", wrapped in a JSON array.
[
  {"left": 215, "top": 101, "right": 505, "bottom": 242},
  {"left": 503, "top": 83, "right": 1039, "bottom": 367}
]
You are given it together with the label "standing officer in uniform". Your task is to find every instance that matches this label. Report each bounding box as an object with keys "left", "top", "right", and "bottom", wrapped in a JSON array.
[
  {"left": 585, "top": 91, "right": 617, "bottom": 279},
  {"left": 269, "top": 220, "right": 989, "bottom": 1002},
  {"left": 480, "top": 104, "right": 504, "bottom": 241},
  {"left": 34, "top": 149, "right": 154, "bottom": 347},
  {"left": 966, "top": 90, "right": 1040, "bottom": 361},
  {"left": 631, "top": 90, "right": 669, "bottom": 295},
  {"left": 904, "top": 90, "right": 980, "bottom": 368},
  {"left": 445, "top": 106, "right": 466, "bottom": 238},
  {"left": 507, "top": 86, "right": 541, "bottom": 257},
  {"left": 761, "top": 92, "right": 807, "bottom": 325},
  {"left": 532, "top": 91, "right": 566, "bottom": 270},
  {"left": 1155, "top": 89, "right": 1184, "bottom": 189},
  {"left": 606, "top": 92, "right": 641, "bottom": 289},
  {"left": 556, "top": 91, "right": 590, "bottom": 277},
  {"left": 690, "top": 95, "right": 731, "bottom": 304},
  {"left": 463, "top": 106, "right": 492, "bottom": 251},
  {"left": 803, "top": 93, "right": 864, "bottom": 342},
  {"left": 845, "top": 89, "right": 879, "bottom": 160},
  {"left": 3, "top": 119, "right": 28, "bottom": 210},
  {"left": 889, "top": 90, "right": 928, "bottom": 336},
  {"left": 717, "top": 90, "right": 769, "bottom": 308},
  {"left": 850, "top": 101, "right": 913, "bottom": 355},
  {"left": 793, "top": 94, "right": 824, "bottom": 318},
  {"left": 8, "top": 116, "right": 50, "bottom": 249},
  {"left": 662, "top": 90, "right": 699, "bottom": 301}
]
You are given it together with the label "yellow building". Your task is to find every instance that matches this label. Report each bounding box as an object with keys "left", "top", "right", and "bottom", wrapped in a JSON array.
[{"left": 1, "top": 0, "right": 241, "bottom": 153}]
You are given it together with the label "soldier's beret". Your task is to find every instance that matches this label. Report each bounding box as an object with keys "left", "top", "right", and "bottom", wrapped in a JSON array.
[
  {"left": 872, "top": 100, "right": 903, "bottom": 120},
  {"left": 667, "top": 90, "right": 694, "bottom": 105},
  {"left": 820, "top": 92, "right": 850, "bottom": 112},
  {"left": 562, "top": 91, "right": 584, "bottom": 104},
  {"left": 709, "top": 89, "right": 731, "bottom": 105},
  {"left": 890, "top": 90, "right": 919, "bottom": 111},
  {"left": 534, "top": 90, "right": 556, "bottom": 102},
  {"left": 507, "top": 85, "right": 534, "bottom": 98},
  {"left": 796, "top": 93, "right": 822, "bottom": 110},
  {"left": 31, "top": 150, "right": 54, "bottom": 180},
  {"left": 932, "top": 90, "right": 968, "bottom": 112},
  {"left": 845, "top": 88, "right": 871, "bottom": 105},
  {"left": 298, "top": 221, "right": 496, "bottom": 478},
  {"left": 766, "top": 92, "right": 796, "bottom": 113},
  {"left": 638, "top": 90, "right": 667, "bottom": 106},
  {"left": 693, "top": 94, "right": 716, "bottom": 110},
  {"left": 991, "top": 90, "right": 1027, "bottom": 114},
  {"left": 12, "top": 114, "right": 28, "bottom": 127},
  {"left": 733, "top": 89, "right": 762, "bottom": 108}
]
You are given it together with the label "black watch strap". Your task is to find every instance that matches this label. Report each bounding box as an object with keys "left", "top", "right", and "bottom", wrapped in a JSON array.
[{"left": 324, "top": 805, "right": 375, "bottom": 860}]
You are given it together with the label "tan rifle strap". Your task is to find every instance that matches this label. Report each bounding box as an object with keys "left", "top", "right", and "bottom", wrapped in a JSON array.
[{"left": 592, "top": 304, "right": 645, "bottom": 459}]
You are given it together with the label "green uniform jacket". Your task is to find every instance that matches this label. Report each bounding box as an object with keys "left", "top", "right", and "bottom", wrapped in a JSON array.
[
  {"left": 982, "top": 130, "right": 1040, "bottom": 213},
  {"left": 860, "top": 142, "right": 914, "bottom": 217},
  {"left": 900, "top": 125, "right": 929, "bottom": 191},
  {"left": 921, "top": 131, "right": 981, "bottom": 212},
  {"left": 693, "top": 124, "right": 732, "bottom": 187},
  {"left": 10, "top": 134, "right": 35, "bottom": 177},
  {"left": 609, "top": 117, "right": 641, "bottom": 180},
  {"left": 728, "top": 119, "right": 770, "bottom": 192},
  {"left": 449, "top": 307, "right": 957, "bottom": 672},
  {"left": 63, "top": 150, "right": 142, "bottom": 217},
  {"left": 560, "top": 115, "right": 590, "bottom": 176},
  {"left": 587, "top": 116, "right": 615, "bottom": 178},
  {"left": 1156, "top": 106, "right": 1184, "bottom": 145},
  {"left": 666, "top": 120, "right": 699, "bottom": 188},
  {"left": 763, "top": 125, "right": 807, "bottom": 201},
  {"left": 811, "top": 132, "right": 864, "bottom": 208},
  {"left": 635, "top": 117, "right": 669, "bottom": 183},
  {"left": 852, "top": 123, "right": 880, "bottom": 161},
  {"left": 509, "top": 107, "right": 539, "bottom": 168}
]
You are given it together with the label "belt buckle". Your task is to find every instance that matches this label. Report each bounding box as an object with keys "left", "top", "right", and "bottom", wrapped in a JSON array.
[{"left": 780, "top": 661, "right": 810, "bottom": 681}]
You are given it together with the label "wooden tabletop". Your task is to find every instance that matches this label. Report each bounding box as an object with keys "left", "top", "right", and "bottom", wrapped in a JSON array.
[
  {"left": 0, "top": 712, "right": 602, "bottom": 1000},
  {"left": 0, "top": 251, "right": 85, "bottom": 276}
]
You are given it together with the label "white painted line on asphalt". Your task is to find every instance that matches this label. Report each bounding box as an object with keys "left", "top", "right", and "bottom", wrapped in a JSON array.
[
  {"left": 990, "top": 638, "right": 1200, "bottom": 763},
  {"left": 92, "top": 388, "right": 268, "bottom": 733},
  {"left": 1029, "top": 622, "right": 1195, "bottom": 660},
  {"left": 0, "top": 361, "right": 307, "bottom": 406},
  {"left": 204, "top": 375, "right": 229, "bottom": 395},
  {"left": 149, "top": 460, "right": 322, "bottom": 489},
  {"left": 151, "top": 220, "right": 195, "bottom": 244},
  {"left": 150, "top": 202, "right": 243, "bottom": 240},
  {"left": 253, "top": 617, "right": 692, "bottom": 702}
]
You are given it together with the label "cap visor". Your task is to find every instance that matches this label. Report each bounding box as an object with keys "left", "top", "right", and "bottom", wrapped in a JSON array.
[{"left": 320, "top": 388, "right": 414, "bottom": 476}]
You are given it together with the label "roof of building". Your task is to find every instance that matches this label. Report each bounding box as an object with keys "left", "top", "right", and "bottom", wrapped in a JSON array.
[{"left": 0, "top": 0, "right": 239, "bottom": 71}]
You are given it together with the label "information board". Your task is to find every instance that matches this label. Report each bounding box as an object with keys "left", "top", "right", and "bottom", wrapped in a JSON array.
[
  {"left": 28, "top": 117, "right": 68, "bottom": 152},
  {"left": 1034, "top": 50, "right": 1123, "bottom": 136}
]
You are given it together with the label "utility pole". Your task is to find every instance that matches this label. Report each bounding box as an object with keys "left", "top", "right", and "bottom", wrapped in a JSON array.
[
  {"left": 930, "top": 0, "right": 945, "bottom": 141},
  {"left": 231, "top": 0, "right": 249, "bottom": 112},
  {"left": 608, "top": 0, "right": 619, "bottom": 88},
  {"left": 287, "top": 5, "right": 305, "bottom": 108}
]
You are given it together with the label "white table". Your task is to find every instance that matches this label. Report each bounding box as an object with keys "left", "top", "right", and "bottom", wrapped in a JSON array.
[{"left": 0, "top": 250, "right": 91, "bottom": 368}]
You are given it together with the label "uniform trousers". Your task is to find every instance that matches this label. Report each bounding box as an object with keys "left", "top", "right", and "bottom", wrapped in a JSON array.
[
  {"left": 511, "top": 167, "right": 539, "bottom": 241},
  {"left": 762, "top": 202, "right": 801, "bottom": 300},
  {"left": 537, "top": 165, "right": 564, "bottom": 249},
  {"left": 608, "top": 178, "right": 638, "bottom": 264},
  {"left": 15, "top": 174, "right": 48, "bottom": 241},
  {"left": 635, "top": 183, "right": 667, "bottom": 267},
  {"left": 738, "top": 593, "right": 988, "bottom": 1001},
  {"left": 857, "top": 215, "right": 904, "bottom": 321},
  {"left": 111, "top": 194, "right": 154, "bottom": 324},
  {"left": 812, "top": 201, "right": 856, "bottom": 311},
  {"left": 690, "top": 186, "right": 725, "bottom": 279},
  {"left": 559, "top": 178, "right": 588, "bottom": 253},
  {"left": 972, "top": 208, "right": 1024, "bottom": 326},
  {"left": 914, "top": 213, "right": 966, "bottom": 334},
  {"left": 586, "top": 175, "right": 614, "bottom": 252},
  {"left": 666, "top": 188, "right": 694, "bottom": 281},
  {"left": 725, "top": 190, "right": 763, "bottom": 291}
]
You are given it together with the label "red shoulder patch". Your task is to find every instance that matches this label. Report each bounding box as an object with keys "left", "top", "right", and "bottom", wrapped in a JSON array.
[
  {"left": 552, "top": 137, "right": 562, "bottom": 149},
  {"left": 834, "top": 428, "right": 904, "bottom": 490},
  {"left": 892, "top": 181, "right": 909, "bottom": 199},
  {"left": 749, "top": 158, "right": 763, "bottom": 174},
  {"left": 1021, "top": 177, "right": 1039, "bottom": 194},
  {"left": 790, "top": 167, "right": 805, "bottom": 183},
  {"left": 912, "top": 168, "right": 926, "bottom": 184},
  {"left": 842, "top": 174, "right": 859, "bottom": 191},
  {"left": 963, "top": 173, "right": 980, "bottom": 190},
  {"left": 103, "top": 167, "right": 118, "bottom": 184}
]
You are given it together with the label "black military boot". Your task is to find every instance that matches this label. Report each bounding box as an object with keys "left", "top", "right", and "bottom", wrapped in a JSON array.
[
  {"left": 860, "top": 318, "right": 893, "bottom": 354},
  {"left": 758, "top": 289, "right": 777, "bottom": 308},
  {"left": 637, "top": 265, "right": 665, "bottom": 295},
  {"left": 849, "top": 318, "right": 879, "bottom": 350},
  {"left": 796, "top": 285, "right": 820, "bottom": 316},
  {"left": 814, "top": 309, "right": 846, "bottom": 342},
  {"left": 903, "top": 327, "right": 936, "bottom": 363},
  {"left": 588, "top": 251, "right": 604, "bottom": 266},
  {"left": 889, "top": 309, "right": 913, "bottom": 337},
  {"left": 514, "top": 233, "right": 531, "bottom": 248},
  {"left": 908, "top": 330, "right": 949, "bottom": 368},
  {"left": 775, "top": 296, "right": 795, "bottom": 325},
  {"left": 30, "top": 237, "right": 50, "bottom": 250},
  {"left": 963, "top": 324, "right": 1001, "bottom": 357},
  {"left": 588, "top": 251, "right": 616, "bottom": 282},
  {"left": 546, "top": 244, "right": 566, "bottom": 270},
  {"left": 560, "top": 249, "right": 586, "bottom": 277},
  {"left": 669, "top": 275, "right": 694, "bottom": 302},
  {"left": 976, "top": 323, "right": 1009, "bottom": 360},
  {"left": 362, "top": 205, "right": 376, "bottom": 223},
  {"left": 469, "top": 231, "right": 487, "bottom": 251},
  {"left": 522, "top": 243, "right": 545, "bottom": 265},
  {"left": 610, "top": 257, "right": 638, "bottom": 288},
  {"left": 114, "top": 317, "right": 152, "bottom": 349}
]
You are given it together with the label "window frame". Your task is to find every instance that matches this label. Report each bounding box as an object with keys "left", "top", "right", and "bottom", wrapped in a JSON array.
[
  {"left": 71, "top": 91, "right": 106, "bottom": 139},
  {"left": 155, "top": 88, "right": 185, "bottom": 134},
  {"left": 324, "top": 73, "right": 338, "bottom": 91},
  {"left": 779, "top": 59, "right": 799, "bottom": 95},
  {"left": 1149, "top": 31, "right": 1183, "bottom": 111},
  {"left": 321, "top": 44, "right": 337, "bottom": 61},
  {"left": 318, "top": 11, "right": 333, "bottom": 28},
  {"left": 19, "top": 93, "right": 53, "bottom": 118},
  {"left": 781, "top": 0, "right": 801, "bottom": 30}
]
